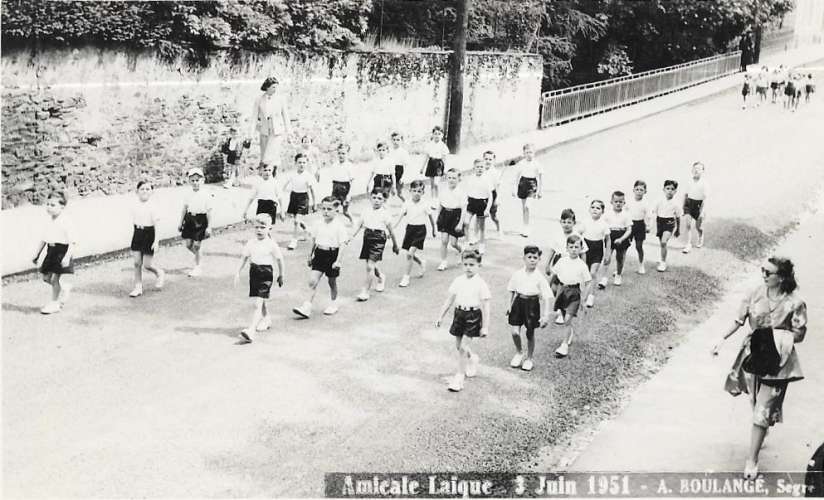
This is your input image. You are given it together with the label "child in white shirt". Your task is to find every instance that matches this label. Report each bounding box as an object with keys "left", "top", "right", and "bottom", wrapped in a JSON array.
[
  {"left": 394, "top": 180, "right": 436, "bottom": 288},
  {"left": 128, "top": 180, "right": 165, "bottom": 297},
  {"left": 31, "top": 190, "right": 77, "bottom": 314}
]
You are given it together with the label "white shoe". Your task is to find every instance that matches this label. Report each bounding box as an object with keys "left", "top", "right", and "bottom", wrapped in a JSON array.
[
  {"left": 637, "top": 263, "right": 646, "bottom": 275},
  {"left": 292, "top": 301, "right": 312, "bottom": 318},
  {"left": 59, "top": 283, "right": 73, "bottom": 304},
  {"left": 256, "top": 315, "right": 272, "bottom": 331},
  {"left": 465, "top": 353, "right": 480, "bottom": 378},
  {"left": 613, "top": 274, "right": 622, "bottom": 286},
  {"left": 597, "top": 276, "right": 608, "bottom": 289},
  {"left": 585, "top": 294, "right": 595, "bottom": 308},
  {"left": 375, "top": 274, "right": 386, "bottom": 292},
  {"left": 238, "top": 329, "right": 253, "bottom": 344},
  {"left": 437, "top": 261, "right": 448, "bottom": 271},
  {"left": 40, "top": 301, "right": 61, "bottom": 315},
  {"left": 682, "top": 244, "right": 692, "bottom": 254},
  {"left": 554, "top": 341, "right": 569, "bottom": 358},
  {"left": 155, "top": 270, "right": 166, "bottom": 289},
  {"left": 287, "top": 239, "right": 297, "bottom": 250},
  {"left": 129, "top": 286, "right": 143, "bottom": 298},
  {"left": 520, "top": 228, "right": 530, "bottom": 238},
  {"left": 696, "top": 235, "right": 704, "bottom": 248},
  {"left": 447, "top": 373, "right": 465, "bottom": 392},
  {"left": 323, "top": 302, "right": 339, "bottom": 315},
  {"left": 188, "top": 266, "right": 202, "bottom": 277},
  {"left": 521, "top": 358, "right": 534, "bottom": 372},
  {"left": 356, "top": 291, "right": 370, "bottom": 302},
  {"left": 657, "top": 261, "right": 667, "bottom": 272},
  {"left": 555, "top": 312, "right": 565, "bottom": 325},
  {"left": 510, "top": 352, "right": 524, "bottom": 368},
  {"left": 399, "top": 275, "right": 410, "bottom": 287}
]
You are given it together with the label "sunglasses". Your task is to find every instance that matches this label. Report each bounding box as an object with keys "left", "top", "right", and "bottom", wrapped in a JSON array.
[{"left": 761, "top": 267, "right": 777, "bottom": 277}]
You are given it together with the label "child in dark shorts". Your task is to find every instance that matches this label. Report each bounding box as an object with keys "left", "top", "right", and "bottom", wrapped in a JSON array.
[
  {"left": 436, "top": 168, "right": 467, "bottom": 271},
  {"left": 482, "top": 150, "right": 503, "bottom": 237},
  {"left": 367, "top": 141, "right": 396, "bottom": 200},
  {"left": 179, "top": 168, "right": 212, "bottom": 277},
  {"left": 330, "top": 143, "right": 355, "bottom": 223},
  {"left": 394, "top": 180, "right": 436, "bottom": 288},
  {"left": 547, "top": 234, "right": 592, "bottom": 358},
  {"left": 242, "top": 163, "right": 282, "bottom": 226},
  {"left": 129, "top": 180, "right": 165, "bottom": 298},
  {"left": 507, "top": 246, "right": 552, "bottom": 372},
  {"left": 390, "top": 131, "right": 411, "bottom": 202},
  {"left": 741, "top": 74, "right": 751, "bottom": 109},
  {"left": 512, "top": 143, "right": 542, "bottom": 238},
  {"left": 31, "top": 190, "right": 77, "bottom": 315},
  {"left": 283, "top": 153, "right": 317, "bottom": 250},
  {"left": 421, "top": 126, "right": 449, "bottom": 200},
  {"left": 351, "top": 188, "right": 400, "bottom": 302},
  {"left": 653, "top": 179, "right": 682, "bottom": 272},
  {"left": 804, "top": 73, "right": 815, "bottom": 103},
  {"left": 628, "top": 180, "right": 651, "bottom": 275},
  {"left": 435, "top": 250, "right": 491, "bottom": 392},
  {"left": 602, "top": 191, "right": 632, "bottom": 288},
  {"left": 292, "top": 197, "right": 351, "bottom": 318},
  {"left": 234, "top": 213, "right": 284, "bottom": 344}
]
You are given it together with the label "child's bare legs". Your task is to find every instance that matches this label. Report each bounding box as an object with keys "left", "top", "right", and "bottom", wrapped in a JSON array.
[
  {"left": 586, "top": 262, "right": 601, "bottom": 306},
  {"left": 450, "top": 335, "right": 473, "bottom": 390},
  {"left": 430, "top": 177, "right": 439, "bottom": 199},
  {"left": 362, "top": 260, "right": 381, "bottom": 294},
  {"left": 328, "top": 276, "right": 338, "bottom": 301},
  {"left": 683, "top": 215, "right": 694, "bottom": 247},
  {"left": 142, "top": 254, "right": 161, "bottom": 280},
  {"left": 132, "top": 251, "right": 144, "bottom": 289},
  {"left": 521, "top": 199, "right": 530, "bottom": 233},
  {"left": 476, "top": 216, "right": 486, "bottom": 250},
  {"left": 305, "top": 270, "right": 323, "bottom": 304},
  {"left": 246, "top": 297, "right": 265, "bottom": 335},
  {"left": 555, "top": 313, "right": 576, "bottom": 357},
  {"left": 440, "top": 234, "right": 449, "bottom": 264},
  {"left": 615, "top": 247, "right": 627, "bottom": 276},
  {"left": 659, "top": 232, "right": 672, "bottom": 263},
  {"left": 185, "top": 239, "right": 202, "bottom": 267},
  {"left": 635, "top": 239, "right": 645, "bottom": 265}
]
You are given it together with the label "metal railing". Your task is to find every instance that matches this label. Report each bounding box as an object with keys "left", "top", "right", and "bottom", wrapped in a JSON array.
[{"left": 540, "top": 51, "right": 742, "bottom": 128}]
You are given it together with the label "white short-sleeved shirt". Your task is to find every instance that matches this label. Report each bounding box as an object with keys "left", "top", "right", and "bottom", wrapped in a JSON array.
[
  {"left": 516, "top": 158, "right": 541, "bottom": 180},
  {"left": 243, "top": 237, "right": 283, "bottom": 266},
  {"left": 604, "top": 210, "right": 632, "bottom": 230},
  {"left": 44, "top": 213, "right": 75, "bottom": 245},
  {"left": 255, "top": 176, "right": 281, "bottom": 202},
  {"left": 311, "top": 219, "right": 349, "bottom": 248},
  {"left": 685, "top": 178, "right": 707, "bottom": 200},
  {"left": 392, "top": 147, "right": 411, "bottom": 167},
  {"left": 507, "top": 268, "right": 552, "bottom": 299},
  {"left": 402, "top": 199, "right": 431, "bottom": 226},
  {"left": 286, "top": 171, "right": 315, "bottom": 193},
  {"left": 361, "top": 206, "right": 393, "bottom": 231},
  {"left": 484, "top": 168, "right": 502, "bottom": 190},
  {"left": 627, "top": 198, "right": 650, "bottom": 222},
  {"left": 448, "top": 274, "right": 491, "bottom": 308},
  {"left": 185, "top": 189, "right": 212, "bottom": 214},
  {"left": 330, "top": 161, "right": 354, "bottom": 183},
  {"left": 553, "top": 256, "right": 592, "bottom": 286},
  {"left": 424, "top": 141, "right": 449, "bottom": 160},
  {"left": 464, "top": 174, "right": 493, "bottom": 200},
  {"left": 132, "top": 199, "right": 161, "bottom": 227},
  {"left": 439, "top": 186, "right": 467, "bottom": 210},
  {"left": 371, "top": 157, "right": 395, "bottom": 176},
  {"left": 654, "top": 197, "right": 684, "bottom": 218},
  {"left": 551, "top": 232, "right": 589, "bottom": 257},
  {"left": 579, "top": 218, "right": 610, "bottom": 241}
]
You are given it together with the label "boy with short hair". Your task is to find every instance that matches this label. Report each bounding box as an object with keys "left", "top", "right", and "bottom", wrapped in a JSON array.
[
  {"left": 234, "top": 213, "right": 285, "bottom": 344},
  {"left": 463, "top": 159, "right": 494, "bottom": 254},
  {"left": 435, "top": 250, "right": 491, "bottom": 392},
  {"left": 682, "top": 162, "right": 707, "bottom": 254},
  {"left": 283, "top": 153, "right": 316, "bottom": 250},
  {"left": 31, "top": 190, "right": 77, "bottom": 314},
  {"left": 507, "top": 246, "right": 552, "bottom": 372},
  {"left": 330, "top": 143, "right": 355, "bottom": 223},
  {"left": 391, "top": 131, "right": 411, "bottom": 202},
  {"left": 482, "top": 150, "right": 503, "bottom": 237},
  {"left": 367, "top": 141, "right": 395, "bottom": 200},
  {"left": 421, "top": 126, "right": 449, "bottom": 200},
  {"left": 436, "top": 168, "right": 466, "bottom": 271},
  {"left": 547, "top": 234, "right": 592, "bottom": 358},
  {"left": 627, "top": 180, "right": 651, "bottom": 274},
  {"left": 394, "top": 180, "right": 436, "bottom": 288},
  {"left": 351, "top": 188, "right": 400, "bottom": 302},
  {"left": 601, "top": 191, "right": 632, "bottom": 287},
  {"left": 653, "top": 180, "right": 683, "bottom": 272},
  {"left": 512, "top": 143, "right": 542, "bottom": 237},
  {"left": 178, "top": 168, "right": 212, "bottom": 277},
  {"left": 242, "top": 163, "right": 283, "bottom": 225},
  {"left": 293, "top": 196, "right": 351, "bottom": 318}
]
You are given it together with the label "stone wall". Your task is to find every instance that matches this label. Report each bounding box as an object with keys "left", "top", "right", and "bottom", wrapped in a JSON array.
[{"left": 1, "top": 47, "right": 542, "bottom": 208}]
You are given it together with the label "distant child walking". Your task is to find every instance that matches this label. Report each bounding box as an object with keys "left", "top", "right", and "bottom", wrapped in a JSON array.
[
  {"left": 804, "top": 73, "right": 815, "bottom": 103},
  {"left": 31, "top": 190, "right": 77, "bottom": 314},
  {"left": 741, "top": 74, "right": 751, "bottom": 109},
  {"left": 242, "top": 163, "right": 283, "bottom": 225},
  {"left": 436, "top": 168, "right": 466, "bottom": 271},
  {"left": 579, "top": 199, "right": 610, "bottom": 308},
  {"left": 292, "top": 196, "right": 351, "bottom": 318},
  {"left": 178, "top": 168, "right": 212, "bottom": 277},
  {"left": 653, "top": 180, "right": 683, "bottom": 272},
  {"left": 330, "top": 143, "right": 355, "bottom": 223},
  {"left": 682, "top": 162, "right": 707, "bottom": 254},
  {"left": 627, "top": 180, "right": 652, "bottom": 274},
  {"left": 234, "top": 213, "right": 284, "bottom": 344},
  {"left": 483, "top": 150, "right": 503, "bottom": 237},
  {"left": 513, "top": 143, "right": 542, "bottom": 237},
  {"left": 547, "top": 234, "right": 592, "bottom": 358},
  {"left": 463, "top": 159, "right": 494, "bottom": 254},
  {"left": 507, "top": 246, "right": 552, "bottom": 372},
  {"left": 602, "top": 191, "right": 632, "bottom": 287},
  {"left": 221, "top": 126, "right": 247, "bottom": 188},
  {"left": 299, "top": 135, "right": 322, "bottom": 183},
  {"left": 367, "top": 141, "right": 396, "bottom": 200},
  {"left": 421, "top": 126, "right": 449, "bottom": 200},
  {"left": 282, "top": 153, "right": 317, "bottom": 250},
  {"left": 351, "top": 188, "right": 400, "bottom": 302},
  {"left": 435, "top": 249, "right": 491, "bottom": 392},
  {"left": 545, "top": 208, "right": 588, "bottom": 324},
  {"left": 391, "top": 131, "right": 412, "bottom": 202},
  {"left": 128, "top": 181, "right": 165, "bottom": 297},
  {"left": 394, "top": 180, "right": 436, "bottom": 288}
]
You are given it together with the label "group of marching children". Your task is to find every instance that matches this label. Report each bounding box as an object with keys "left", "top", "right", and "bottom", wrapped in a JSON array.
[{"left": 743, "top": 64, "right": 815, "bottom": 111}]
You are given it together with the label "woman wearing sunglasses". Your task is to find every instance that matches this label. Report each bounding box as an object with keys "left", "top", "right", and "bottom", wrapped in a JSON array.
[{"left": 711, "top": 257, "right": 807, "bottom": 479}]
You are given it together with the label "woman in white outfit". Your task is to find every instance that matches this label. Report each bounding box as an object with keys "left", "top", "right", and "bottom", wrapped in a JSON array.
[{"left": 248, "top": 76, "right": 292, "bottom": 175}]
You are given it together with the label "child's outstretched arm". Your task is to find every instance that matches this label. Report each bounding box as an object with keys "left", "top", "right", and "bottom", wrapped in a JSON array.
[
  {"left": 366, "top": 171, "right": 375, "bottom": 195},
  {"left": 545, "top": 250, "right": 557, "bottom": 275},
  {"left": 243, "top": 185, "right": 259, "bottom": 221},
  {"left": 179, "top": 201, "right": 189, "bottom": 232},
  {"left": 435, "top": 293, "right": 456, "bottom": 327},
  {"left": 308, "top": 185, "right": 316, "bottom": 211},
  {"left": 480, "top": 297, "right": 490, "bottom": 337},
  {"left": 428, "top": 212, "right": 437, "bottom": 237},
  {"left": 205, "top": 203, "right": 213, "bottom": 237},
  {"left": 537, "top": 171, "right": 543, "bottom": 199},
  {"left": 32, "top": 240, "right": 46, "bottom": 265},
  {"left": 272, "top": 245, "right": 285, "bottom": 287},
  {"left": 385, "top": 222, "right": 400, "bottom": 254},
  {"left": 603, "top": 233, "right": 612, "bottom": 261},
  {"left": 234, "top": 255, "right": 249, "bottom": 286},
  {"left": 349, "top": 217, "right": 364, "bottom": 240},
  {"left": 393, "top": 208, "right": 407, "bottom": 229}
]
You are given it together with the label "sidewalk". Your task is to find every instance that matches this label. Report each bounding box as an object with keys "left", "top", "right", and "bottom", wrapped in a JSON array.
[
  {"left": 3, "top": 44, "right": 822, "bottom": 276},
  {"left": 568, "top": 188, "right": 824, "bottom": 474}
]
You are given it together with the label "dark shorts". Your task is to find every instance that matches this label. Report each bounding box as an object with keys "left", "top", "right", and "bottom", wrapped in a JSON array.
[
  {"left": 131, "top": 225, "right": 156, "bottom": 255},
  {"left": 770, "top": 81, "right": 779, "bottom": 90},
  {"left": 805, "top": 84, "right": 815, "bottom": 94},
  {"left": 630, "top": 220, "right": 646, "bottom": 243},
  {"left": 554, "top": 284, "right": 581, "bottom": 318},
  {"left": 508, "top": 295, "right": 541, "bottom": 330},
  {"left": 287, "top": 192, "right": 309, "bottom": 216},
  {"left": 656, "top": 216, "right": 677, "bottom": 238},
  {"left": 742, "top": 84, "right": 750, "bottom": 96},
  {"left": 256, "top": 199, "right": 277, "bottom": 222},
  {"left": 684, "top": 197, "right": 703, "bottom": 220},
  {"left": 437, "top": 207, "right": 464, "bottom": 238},
  {"left": 784, "top": 84, "right": 795, "bottom": 96},
  {"left": 490, "top": 190, "right": 498, "bottom": 219},
  {"left": 584, "top": 238, "right": 604, "bottom": 268},
  {"left": 332, "top": 181, "right": 351, "bottom": 206},
  {"left": 449, "top": 307, "right": 482, "bottom": 338},
  {"left": 40, "top": 243, "right": 74, "bottom": 275},
  {"left": 756, "top": 85, "right": 767, "bottom": 95},
  {"left": 373, "top": 173, "right": 393, "bottom": 195},
  {"left": 402, "top": 224, "right": 427, "bottom": 251},
  {"left": 181, "top": 212, "right": 208, "bottom": 241},
  {"left": 517, "top": 177, "right": 538, "bottom": 199},
  {"left": 609, "top": 228, "right": 630, "bottom": 252},
  {"left": 395, "top": 164, "right": 404, "bottom": 185},
  {"left": 425, "top": 158, "right": 444, "bottom": 178},
  {"left": 249, "top": 263, "right": 273, "bottom": 299},
  {"left": 359, "top": 228, "right": 387, "bottom": 261},
  {"left": 311, "top": 247, "right": 340, "bottom": 278},
  {"left": 466, "top": 197, "right": 488, "bottom": 217}
]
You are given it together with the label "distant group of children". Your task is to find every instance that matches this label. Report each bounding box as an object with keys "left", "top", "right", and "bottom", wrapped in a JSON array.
[
  {"left": 31, "top": 123, "right": 710, "bottom": 392},
  {"left": 743, "top": 64, "right": 815, "bottom": 111}
]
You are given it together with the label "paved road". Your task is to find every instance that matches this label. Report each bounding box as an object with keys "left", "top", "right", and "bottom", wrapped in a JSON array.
[{"left": 3, "top": 81, "right": 823, "bottom": 497}]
